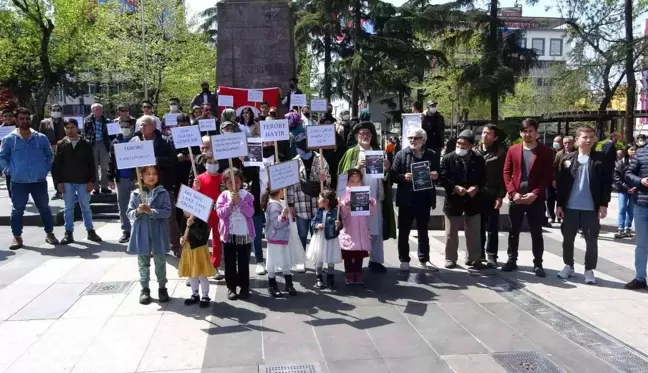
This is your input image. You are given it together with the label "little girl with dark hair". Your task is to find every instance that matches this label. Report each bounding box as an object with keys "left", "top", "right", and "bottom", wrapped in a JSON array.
[{"left": 307, "top": 188, "right": 343, "bottom": 289}]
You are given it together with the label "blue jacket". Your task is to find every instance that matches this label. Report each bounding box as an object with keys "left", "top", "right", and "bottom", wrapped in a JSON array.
[
  {"left": 0, "top": 128, "right": 52, "bottom": 183},
  {"left": 310, "top": 208, "right": 342, "bottom": 239},
  {"left": 126, "top": 186, "right": 172, "bottom": 255}
]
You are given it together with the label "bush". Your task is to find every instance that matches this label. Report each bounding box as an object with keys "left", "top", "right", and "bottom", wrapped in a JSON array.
[{"left": 595, "top": 140, "right": 626, "bottom": 151}]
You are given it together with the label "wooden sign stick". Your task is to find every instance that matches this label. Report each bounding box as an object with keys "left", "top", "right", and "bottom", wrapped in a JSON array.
[{"left": 188, "top": 148, "right": 198, "bottom": 183}]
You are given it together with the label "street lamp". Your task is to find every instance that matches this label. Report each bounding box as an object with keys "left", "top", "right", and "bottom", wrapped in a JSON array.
[{"left": 140, "top": 0, "right": 148, "bottom": 100}]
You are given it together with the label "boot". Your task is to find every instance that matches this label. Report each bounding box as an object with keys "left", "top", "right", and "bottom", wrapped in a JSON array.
[
  {"left": 315, "top": 274, "right": 325, "bottom": 289},
  {"left": 60, "top": 231, "right": 74, "bottom": 245},
  {"left": 118, "top": 231, "right": 130, "bottom": 244},
  {"left": 86, "top": 229, "right": 102, "bottom": 242},
  {"left": 285, "top": 275, "right": 297, "bottom": 296},
  {"left": 139, "top": 288, "right": 152, "bottom": 304},
  {"left": 9, "top": 236, "right": 23, "bottom": 250},
  {"left": 326, "top": 273, "right": 336, "bottom": 289},
  {"left": 45, "top": 232, "right": 59, "bottom": 245},
  {"left": 268, "top": 277, "right": 281, "bottom": 297},
  {"left": 158, "top": 288, "right": 170, "bottom": 303}
]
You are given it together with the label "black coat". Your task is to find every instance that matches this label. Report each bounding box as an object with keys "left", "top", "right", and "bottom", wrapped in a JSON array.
[
  {"left": 474, "top": 143, "right": 507, "bottom": 201},
  {"left": 52, "top": 137, "right": 96, "bottom": 185},
  {"left": 391, "top": 147, "right": 439, "bottom": 209},
  {"left": 134, "top": 130, "right": 177, "bottom": 191},
  {"left": 556, "top": 151, "right": 612, "bottom": 212},
  {"left": 190, "top": 91, "right": 218, "bottom": 111},
  {"left": 439, "top": 151, "right": 486, "bottom": 216},
  {"left": 625, "top": 146, "right": 648, "bottom": 207},
  {"left": 615, "top": 158, "right": 632, "bottom": 192},
  {"left": 422, "top": 112, "right": 445, "bottom": 151},
  {"left": 186, "top": 218, "right": 210, "bottom": 249}
]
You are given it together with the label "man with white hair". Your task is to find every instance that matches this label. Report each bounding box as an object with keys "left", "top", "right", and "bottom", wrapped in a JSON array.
[
  {"left": 83, "top": 103, "right": 112, "bottom": 194},
  {"left": 391, "top": 126, "right": 440, "bottom": 271}
]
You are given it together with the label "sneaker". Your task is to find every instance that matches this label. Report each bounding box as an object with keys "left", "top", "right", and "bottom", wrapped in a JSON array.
[
  {"left": 51, "top": 192, "right": 62, "bottom": 200},
  {"left": 118, "top": 231, "right": 130, "bottom": 244},
  {"left": 420, "top": 261, "right": 428, "bottom": 270},
  {"left": 60, "top": 231, "right": 74, "bottom": 245},
  {"left": 45, "top": 233, "right": 59, "bottom": 245},
  {"left": 238, "top": 288, "right": 250, "bottom": 299},
  {"left": 557, "top": 265, "right": 574, "bottom": 279},
  {"left": 486, "top": 256, "right": 497, "bottom": 268},
  {"left": 444, "top": 260, "right": 456, "bottom": 269},
  {"left": 420, "top": 261, "right": 439, "bottom": 271},
  {"left": 199, "top": 296, "right": 211, "bottom": 308},
  {"left": 534, "top": 266, "right": 546, "bottom": 278},
  {"left": 368, "top": 261, "right": 387, "bottom": 273},
  {"left": 158, "top": 288, "right": 170, "bottom": 303},
  {"left": 399, "top": 262, "right": 410, "bottom": 272},
  {"left": 624, "top": 279, "right": 648, "bottom": 290},
  {"left": 295, "top": 263, "right": 306, "bottom": 273},
  {"left": 9, "top": 236, "right": 23, "bottom": 250},
  {"left": 470, "top": 261, "right": 487, "bottom": 270},
  {"left": 584, "top": 270, "right": 596, "bottom": 285},
  {"left": 625, "top": 228, "right": 634, "bottom": 237},
  {"left": 501, "top": 261, "right": 518, "bottom": 272},
  {"left": 227, "top": 289, "right": 238, "bottom": 300},
  {"left": 255, "top": 263, "right": 267, "bottom": 276},
  {"left": 139, "top": 288, "right": 152, "bottom": 304},
  {"left": 86, "top": 229, "right": 102, "bottom": 242},
  {"left": 614, "top": 229, "right": 627, "bottom": 239},
  {"left": 184, "top": 294, "right": 200, "bottom": 305},
  {"left": 213, "top": 268, "right": 225, "bottom": 281}
]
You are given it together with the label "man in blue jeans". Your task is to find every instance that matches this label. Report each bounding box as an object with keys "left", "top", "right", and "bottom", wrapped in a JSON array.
[
  {"left": 624, "top": 144, "right": 648, "bottom": 290},
  {"left": 0, "top": 107, "right": 60, "bottom": 249},
  {"left": 52, "top": 118, "right": 102, "bottom": 244}
]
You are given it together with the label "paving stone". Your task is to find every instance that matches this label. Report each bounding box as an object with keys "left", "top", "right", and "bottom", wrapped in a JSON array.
[
  {"left": 62, "top": 293, "right": 126, "bottom": 319},
  {"left": 315, "top": 325, "right": 381, "bottom": 362},
  {"left": 11, "top": 282, "right": 89, "bottom": 320},
  {"left": 0, "top": 256, "right": 48, "bottom": 285},
  {"left": 13, "top": 258, "right": 83, "bottom": 286},
  {"left": 200, "top": 367, "right": 259, "bottom": 373},
  {"left": 0, "top": 283, "right": 49, "bottom": 321},
  {"left": 201, "top": 329, "right": 263, "bottom": 368},
  {"left": 366, "top": 323, "right": 436, "bottom": 358},
  {"left": 443, "top": 354, "right": 508, "bottom": 373},
  {"left": 384, "top": 356, "right": 454, "bottom": 373},
  {"left": 263, "top": 332, "right": 324, "bottom": 364},
  {"left": 325, "top": 358, "right": 391, "bottom": 373},
  {"left": 57, "top": 257, "right": 120, "bottom": 284},
  {"left": 0, "top": 320, "right": 54, "bottom": 372}
]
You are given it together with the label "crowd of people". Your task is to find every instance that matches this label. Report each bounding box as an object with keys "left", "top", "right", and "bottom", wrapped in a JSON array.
[{"left": 1, "top": 81, "right": 648, "bottom": 308}]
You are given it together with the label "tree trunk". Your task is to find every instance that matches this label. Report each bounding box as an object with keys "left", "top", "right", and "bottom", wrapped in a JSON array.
[
  {"left": 350, "top": 0, "right": 361, "bottom": 117},
  {"left": 625, "top": 0, "right": 636, "bottom": 141},
  {"left": 488, "top": 0, "right": 499, "bottom": 123},
  {"left": 34, "top": 25, "right": 55, "bottom": 127}
]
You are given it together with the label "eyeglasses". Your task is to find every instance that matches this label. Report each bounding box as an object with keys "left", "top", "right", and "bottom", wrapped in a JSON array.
[{"left": 408, "top": 136, "right": 422, "bottom": 140}]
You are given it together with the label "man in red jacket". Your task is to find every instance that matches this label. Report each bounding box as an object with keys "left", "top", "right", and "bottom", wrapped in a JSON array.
[{"left": 502, "top": 119, "right": 554, "bottom": 277}]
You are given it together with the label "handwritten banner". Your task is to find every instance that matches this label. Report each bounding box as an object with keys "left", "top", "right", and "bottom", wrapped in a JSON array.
[
  {"left": 290, "top": 93, "right": 307, "bottom": 107},
  {"left": 260, "top": 119, "right": 290, "bottom": 141},
  {"left": 107, "top": 122, "right": 121, "bottom": 136},
  {"left": 198, "top": 118, "right": 217, "bottom": 132},
  {"left": 211, "top": 132, "right": 248, "bottom": 160},
  {"left": 267, "top": 160, "right": 300, "bottom": 191},
  {"left": 164, "top": 113, "right": 179, "bottom": 127},
  {"left": 218, "top": 95, "right": 234, "bottom": 107},
  {"left": 171, "top": 125, "right": 202, "bottom": 149},
  {"left": 114, "top": 140, "right": 156, "bottom": 169},
  {"left": 248, "top": 90, "right": 263, "bottom": 103},
  {"left": 176, "top": 185, "right": 213, "bottom": 223},
  {"left": 306, "top": 124, "right": 336, "bottom": 149}
]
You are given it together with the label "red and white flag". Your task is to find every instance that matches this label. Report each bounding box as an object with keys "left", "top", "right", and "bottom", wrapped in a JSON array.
[{"left": 216, "top": 86, "right": 281, "bottom": 117}]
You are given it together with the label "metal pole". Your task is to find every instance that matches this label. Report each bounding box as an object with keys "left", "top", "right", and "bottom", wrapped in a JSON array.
[{"left": 140, "top": 0, "right": 148, "bottom": 100}]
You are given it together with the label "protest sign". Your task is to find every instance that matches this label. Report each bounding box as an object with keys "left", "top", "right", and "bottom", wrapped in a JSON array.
[
  {"left": 336, "top": 173, "right": 348, "bottom": 198},
  {"left": 306, "top": 124, "right": 336, "bottom": 149},
  {"left": 365, "top": 151, "right": 384, "bottom": 178},
  {"left": 259, "top": 155, "right": 275, "bottom": 193},
  {"left": 218, "top": 95, "right": 234, "bottom": 107},
  {"left": 0, "top": 126, "right": 15, "bottom": 139},
  {"left": 198, "top": 118, "right": 217, "bottom": 132},
  {"left": 310, "top": 99, "right": 328, "bottom": 112},
  {"left": 401, "top": 113, "right": 422, "bottom": 148},
  {"left": 107, "top": 122, "right": 121, "bottom": 136},
  {"left": 164, "top": 113, "right": 179, "bottom": 127},
  {"left": 260, "top": 119, "right": 289, "bottom": 141},
  {"left": 211, "top": 132, "right": 248, "bottom": 160},
  {"left": 171, "top": 125, "right": 202, "bottom": 149},
  {"left": 248, "top": 90, "right": 263, "bottom": 103},
  {"left": 411, "top": 161, "right": 433, "bottom": 191},
  {"left": 244, "top": 137, "right": 263, "bottom": 167},
  {"left": 176, "top": 185, "right": 213, "bottom": 223},
  {"left": 114, "top": 140, "right": 156, "bottom": 170},
  {"left": 350, "top": 186, "right": 371, "bottom": 216},
  {"left": 290, "top": 93, "right": 307, "bottom": 107},
  {"left": 64, "top": 117, "right": 84, "bottom": 130},
  {"left": 267, "top": 160, "right": 300, "bottom": 191}
]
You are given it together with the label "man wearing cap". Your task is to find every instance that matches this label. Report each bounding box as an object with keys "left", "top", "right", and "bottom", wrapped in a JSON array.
[
  {"left": 191, "top": 82, "right": 218, "bottom": 110},
  {"left": 422, "top": 100, "right": 445, "bottom": 155},
  {"left": 439, "top": 130, "right": 487, "bottom": 270}
]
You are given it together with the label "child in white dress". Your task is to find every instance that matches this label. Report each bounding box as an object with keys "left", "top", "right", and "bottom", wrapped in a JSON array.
[{"left": 307, "top": 189, "right": 343, "bottom": 289}]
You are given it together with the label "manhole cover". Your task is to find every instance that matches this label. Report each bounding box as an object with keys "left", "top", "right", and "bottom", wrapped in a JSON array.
[
  {"left": 83, "top": 281, "right": 134, "bottom": 295},
  {"left": 493, "top": 352, "right": 562, "bottom": 373},
  {"left": 260, "top": 363, "right": 323, "bottom": 373}
]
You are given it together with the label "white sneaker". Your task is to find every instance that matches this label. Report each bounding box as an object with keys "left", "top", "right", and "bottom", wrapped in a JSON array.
[
  {"left": 255, "top": 263, "right": 267, "bottom": 275},
  {"left": 557, "top": 265, "right": 574, "bottom": 279},
  {"left": 584, "top": 270, "right": 596, "bottom": 285},
  {"left": 295, "top": 263, "right": 306, "bottom": 273},
  {"left": 400, "top": 262, "right": 410, "bottom": 272},
  {"left": 214, "top": 269, "right": 225, "bottom": 281},
  {"left": 419, "top": 261, "right": 428, "bottom": 270}
]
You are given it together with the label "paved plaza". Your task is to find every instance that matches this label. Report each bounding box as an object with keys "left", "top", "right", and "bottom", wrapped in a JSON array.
[{"left": 0, "top": 191, "right": 647, "bottom": 373}]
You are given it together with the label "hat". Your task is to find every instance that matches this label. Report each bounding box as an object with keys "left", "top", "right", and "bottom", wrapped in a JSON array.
[
  {"left": 351, "top": 121, "right": 376, "bottom": 137},
  {"left": 427, "top": 100, "right": 438, "bottom": 107},
  {"left": 191, "top": 105, "right": 201, "bottom": 111},
  {"left": 457, "top": 129, "right": 475, "bottom": 143},
  {"left": 220, "top": 121, "right": 235, "bottom": 131},
  {"left": 359, "top": 109, "right": 371, "bottom": 121}
]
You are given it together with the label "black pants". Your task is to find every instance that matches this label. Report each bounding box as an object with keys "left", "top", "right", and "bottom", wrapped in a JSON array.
[
  {"left": 546, "top": 186, "right": 557, "bottom": 222},
  {"left": 480, "top": 200, "right": 500, "bottom": 259},
  {"left": 561, "top": 208, "right": 599, "bottom": 270},
  {"left": 507, "top": 199, "right": 545, "bottom": 267},
  {"left": 344, "top": 258, "right": 363, "bottom": 274},
  {"left": 223, "top": 241, "right": 251, "bottom": 292},
  {"left": 397, "top": 202, "right": 431, "bottom": 263}
]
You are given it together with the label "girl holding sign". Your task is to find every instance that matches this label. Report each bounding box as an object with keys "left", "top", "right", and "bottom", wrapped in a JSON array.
[{"left": 178, "top": 214, "right": 215, "bottom": 308}]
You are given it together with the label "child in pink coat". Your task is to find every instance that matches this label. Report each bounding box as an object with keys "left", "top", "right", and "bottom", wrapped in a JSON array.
[{"left": 338, "top": 168, "right": 377, "bottom": 285}]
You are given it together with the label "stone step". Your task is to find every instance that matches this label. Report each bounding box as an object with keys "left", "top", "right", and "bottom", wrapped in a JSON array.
[{"left": 90, "top": 192, "right": 117, "bottom": 204}]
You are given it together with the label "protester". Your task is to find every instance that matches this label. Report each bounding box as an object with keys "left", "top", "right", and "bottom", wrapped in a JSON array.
[
  {"left": 84, "top": 103, "right": 112, "bottom": 194},
  {"left": 320, "top": 121, "right": 345, "bottom": 191},
  {"left": 307, "top": 188, "right": 342, "bottom": 287},
  {"left": 1, "top": 109, "right": 15, "bottom": 127},
  {"left": 319, "top": 103, "right": 336, "bottom": 124},
  {"left": 345, "top": 109, "right": 372, "bottom": 148},
  {"left": 0, "top": 107, "right": 59, "bottom": 249},
  {"left": 191, "top": 81, "right": 218, "bottom": 109},
  {"left": 136, "top": 100, "right": 162, "bottom": 132},
  {"left": 216, "top": 167, "right": 255, "bottom": 301},
  {"left": 301, "top": 104, "right": 317, "bottom": 126},
  {"left": 127, "top": 165, "right": 171, "bottom": 305},
  {"left": 602, "top": 133, "right": 622, "bottom": 171},
  {"left": 39, "top": 104, "right": 67, "bottom": 200},
  {"left": 411, "top": 101, "right": 423, "bottom": 114},
  {"left": 108, "top": 116, "right": 138, "bottom": 243},
  {"left": 422, "top": 100, "right": 445, "bottom": 155},
  {"left": 474, "top": 124, "right": 506, "bottom": 267},
  {"left": 391, "top": 127, "right": 439, "bottom": 271},
  {"left": 160, "top": 98, "right": 183, "bottom": 137},
  {"left": 190, "top": 105, "right": 201, "bottom": 125},
  {"left": 503, "top": 119, "right": 554, "bottom": 277},
  {"left": 637, "top": 134, "right": 646, "bottom": 149},
  {"left": 178, "top": 214, "right": 215, "bottom": 308},
  {"left": 114, "top": 104, "right": 134, "bottom": 123},
  {"left": 552, "top": 136, "right": 575, "bottom": 223},
  {"left": 336, "top": 110, "right": 352, "bottom": 147},
  {"left": 286, "top": 112, "right": 305, "bottom": 160},
  {"left": 556, "top": 126, "right": 611, "bottom": 285},
  {"left": 258, "top": 101, "right": 270, "bottom": 121},
  {"left": 546, "top": 135, "right": 563, "bottom": 225},
  {"left": 195, "top": 103, "right": 217, "bottom": 136},
  {"left": 439, "top": 130, "right": 486, "bottom": 270},
  {"left": 52, "top": 118, "right": 102, "bottom": 244},
  {"left": 282, "top": 77, "right": 304, "bottom": 111},
  {"left": 239, "top": 107, "right": 259, "bottom": 136},
  {"left": 614, "top": 145, "right": 637, "bottom": 238},
  {"left": 624, "top": 141, "right": 648, "bottom": 290},
  {"left": 267, "top": 107, "right": 279, "bottom": 120}
]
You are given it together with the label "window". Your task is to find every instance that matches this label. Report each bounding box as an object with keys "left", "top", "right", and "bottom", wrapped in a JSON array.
[
  {"left": 519, "top": 37, "right": 527, "bottom": 48},
  {"left": 531, "top": 38, "right": 545, "bottom": 56},
  {"left": 550, "top": 38, "right": 563, "bottom": 56}
]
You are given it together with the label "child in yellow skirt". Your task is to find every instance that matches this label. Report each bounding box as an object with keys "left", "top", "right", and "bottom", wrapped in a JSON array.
[{"left": 178, "top": 214, "right": 215, "bottom": 308}]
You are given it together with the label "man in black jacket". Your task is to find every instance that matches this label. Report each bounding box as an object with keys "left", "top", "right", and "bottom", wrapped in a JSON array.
[
  {"left": 190, "top": 82, "right": 218, "bottom": 110},
  {"left": 440, "top": 130, "right": 486, "bottom": 270},
  {"left": 40, "top": 104, "right": 67, "bottom": 200},
  {"left": 391, "top": 127, "right": 439, "bottom": 272},
  {"left": 625, "top": 139, "right": 648, "bottom": 290},
  {"left": 422, "top": 100, "right": 445, "bottom": 154},
  {"left": 556, "top": 126, "right": 611, "bottom": 285},
  {"left": 52, "top": 118, "right": 102, "bottom": 244}
]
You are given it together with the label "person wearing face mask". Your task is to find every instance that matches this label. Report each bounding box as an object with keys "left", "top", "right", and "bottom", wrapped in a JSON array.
[
  {"left": 335, "top": 109, "right": 352, "bottom": 147},
  {"left": 39, "top": 104, "right": 67, "bottom": 200},
  {"left": 285, "top": 111, "right": 305, "bottom": 160},
  {"left": 108, "top": 116, "right": 138, "bottom": 243},
  {"left": 136, "top": 100, "right": 161, "bottom": 132},
  {"left": 159, "top": 98, "right": 183, "bottom": 137},
  {"left": 301, "top": 105, "right": 316, "bottom": 127},
  {"left": 191, "top": 82, "right": 218, "bottom": 111},
  {"left": 281, "top": 77, "right": 304, "bottom": 111},
  {"left": 439, "top": 130, "right": 487, "bottom": 270},
  {"left": 422, "top": 100, "right": 446, "bottom": 155},
  {"left": 636, "top": 134, "right": 646, "bottom": 149}
]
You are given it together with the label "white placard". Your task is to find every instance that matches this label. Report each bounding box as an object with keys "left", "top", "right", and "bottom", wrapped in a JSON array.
[
  {"left": 218, "top": 95, "right": 234, "bottom": 107},
  {"left": 310, "top": 99, "right": 328, "bottom": 112},
  {"left": 171, "top": 125, "right": 202, "bottom": 149},
  {"left": 306, "top": 124, "right": 336, "bottom": 149},
  {"left": 268, "top": 160, "right": 300, "bottom": 191},
  {"left": 290, "top": 93, "right": 307, "bottom": 107},
  {"left": 350, "top": 186, "right": 371, "bottom": 216},
  {"left": 0, "top": 126, "right": 15, "bottom": 139},
  {"left": 198, "top": 118, "right": 217, "bottom": 132},
  {"left": 107, "top": 122, "right": 121, "bottom": 136},
  {"left": 114, "top": 140, "right": 156, "bottom": 169},
  {"left": 211, "top": 132, "right": 248, "bottom": 160},
  {"left": 365, "top": 150, "right": 385, "bottom": 178},
  {"left": 176, "top": 185, "right": 213, "bottom": 223},
  {"left": 248, "top": 90, "right": 263, "bottom": 103},
  {"left": 336, "top": 173, "right": 348, "bottom": 198},
  {"left": 401, "top": 113, "right": 422, "bottom": 148},
  {"left": 244, "top": 137, "right": 264, "bottom": 167},
  {"left": 164, "top": 113, "right": 179, "bottom": 127},
  {"left": 260, "top": 119, "right": 290, "bottom": 141},
  {"left": 64, "top": 116, "right": 84, "bottom": 130}
]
